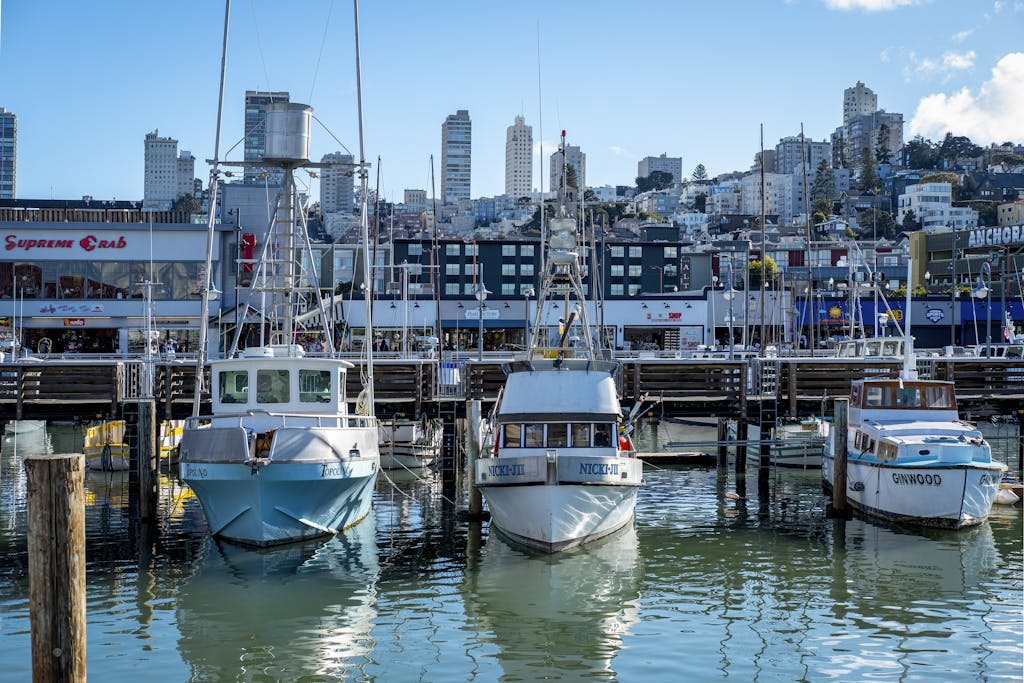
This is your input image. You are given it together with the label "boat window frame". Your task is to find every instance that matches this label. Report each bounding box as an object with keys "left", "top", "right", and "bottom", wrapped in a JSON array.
[
  {"left": 218, "top": 370, "right": 249, "bottom": 404},
  {"left": 256, "top": 368, "right": 290, "bottom": 404},
  {"left": 502, "top": 423, "right": 522, "bottom": 448},
  {"left": 298, "top": 368, "right": 332, "bottom": 404}
]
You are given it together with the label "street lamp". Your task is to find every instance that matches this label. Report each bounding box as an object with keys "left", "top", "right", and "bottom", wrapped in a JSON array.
[
  {"left": 973, "top": 275, "right": 989, "bottom": 355},
  {"left": 708, "top": 276, "right": 718, "bottom": 347},
  {"left": 522, "top": 287, "right": 535, "bottom": 350},
  {"left": 475, "top": 265, "right": 490, "bottom": 361},
  {"left": 650, "top": 265, "right": 664, "bottom": 294},
  {"left": 924, "top": 270, "right": 931, "bottom": 293}
]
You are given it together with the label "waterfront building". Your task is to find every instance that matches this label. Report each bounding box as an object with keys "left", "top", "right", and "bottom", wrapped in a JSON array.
[
  {"left": 638, "top": 154, "right": 682, "bottom": 183},
  {"left": 243, "top": 90, "right": 289, "bottom": 186},
  {"left": 441, "top": 110, "right": 472, "bottom": 204},
  {"left": 504, "top": 115, "right": 532, "bottom": 198},
  {"left": 0, "top": 108, "right": 16, "bottom": 199},
  {"left": 550, "top": 144, "right": 586, "bottom": 197},
  {"left": 897, "top": 182, "right": 978, "bottom": 231},
  {"left": 319, "top": 152, "right": 355, "bottom": 214}
]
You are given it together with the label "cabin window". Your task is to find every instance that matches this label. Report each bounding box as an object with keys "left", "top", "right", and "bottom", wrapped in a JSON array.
[
  {"left": 924, "top": 385, "right": 954, "bottom": 408},
  {"left": 503, "top": 424, "right": 522, "bottom": 448},
  {"left": 298, "top": 369, "right": 332, "bottom": 403},
  {"left": 594, "top": 423, "right": 613, "bottom": 448},
  {"left": 896, "top": 387, "right": 921, "bottom": 407},
  {"left": 523, "top": 423, "right": 544, "bottom": 448},
  {"left": 218, "top": 370, "right": 249, "bottom": 404},
  {"left": 256, "top": 369, "right": 290, "bottom": 404},
  {"left": 865, "top": 386, "right": 885, "bottom": 407},
  {"left": 571, "top": 423, "right": 591, "bottom": 447},
  {"left": 547, "top": 424, "right": 567, "bottom": 447}
]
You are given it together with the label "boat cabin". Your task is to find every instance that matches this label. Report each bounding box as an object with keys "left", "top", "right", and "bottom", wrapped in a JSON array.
[
  {"left": 835, "top": 337, "right": 904, "bottom": 358},
  {"left": 499, "top": 421, "right": 617, "bottom": 453},
  {"left": 851, "top": 380, "right": 955, "bottom": 410},
  {"left": 212, "top": 345, "right": 351, "bottom": 414}
]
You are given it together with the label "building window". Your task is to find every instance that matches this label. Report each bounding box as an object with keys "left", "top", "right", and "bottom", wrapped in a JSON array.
[
  {"left": 521, "top": 245, "right": 535, "bottom": 257},
  {"left": 664, "top": 246, "right": 677, "bottom": 258},
  {"left": 464, "top": 264, "right": 476, "bottom": 276},
  {"left": 408, "top": 244, "right": 422, "bottom": 256},
  {"left": 502, "top": 263, "right": 516, "bottom": 276},
  {"left": 501, "top": 283, "right": 515, "bottom": 295},
  {"left": 611, "top": 265, "right": 624, "bottom": 277},
  {"left": 445, "top": 283, "right": 460, "bottom": 295},
  {"left": 629, "top": 246, "right": 641, "bottom": 258},
  {"left": 446, "top": 263, "right": 460, "bottom": 276},
  {"left": 628, "top": 284, "right": 640, "bottom": 295},
  {"left": 465, "top": 244, "right": 478, "bottom": 256},
  {"left": 463, "top": 283, "right": 475, "bottom": 295},
  {"left": 609, "top": 246, "right": 624, "bottom": 258},
  {"left": 446, "top": 244, "right": 460, "bottom": 256},
  {"left": 502, "top": 244, "right": 516, "bottom": 256},
  {"left": 628, "top": 265, "right": 642, "bottom": 277},
  {"left": 610, "top": 284, "right": 624, "bottom": 296},
  {"left": 520, "top": 264, "right": 534, "bottom": 276}
]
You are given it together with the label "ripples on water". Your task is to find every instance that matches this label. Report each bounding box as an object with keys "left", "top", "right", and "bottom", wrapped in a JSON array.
[{"left": 0, "top": 420, "right": 1021, "bottom": 681}]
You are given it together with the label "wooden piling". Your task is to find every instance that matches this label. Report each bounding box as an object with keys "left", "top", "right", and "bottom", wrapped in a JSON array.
[
  {"left": 25, "top": 453, "right": 87, "bottom": 683},
  {"left": 717, "top": 418, "right": 729, "bottom": 466},
  {"left": 758, "top": 420, "right": 772, "bottom": 494},
  {"left": 466, "top": 400, "right": 484, "bottom": 518},
  {"left": 735, "top": 420, "right": 748, "bottom": 475},
  {"left": 137, "top": 400, "right": 158, "bottom": 521},
  {"left": 831, "top": 397, "right": 850, "bottom": 515}
]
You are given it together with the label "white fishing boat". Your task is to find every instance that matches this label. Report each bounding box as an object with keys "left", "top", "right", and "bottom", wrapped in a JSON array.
[
  {"left": 179, "top": 12, "right": 381, "bottom": 546},
  {"left": 474, "top": 135, "right": 643, "bottom": 553},
  {"left": 822, "top": 259, "right": 1005, "bottom": 528},
  {"left": 378, "top": 416, "right": 443, "bottom": 470},
  {"left": 770, "top": 416, "right": 828, "bottom": 468}
]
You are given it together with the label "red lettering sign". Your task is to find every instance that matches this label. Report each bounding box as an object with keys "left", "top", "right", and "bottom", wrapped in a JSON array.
[
  {"left": 3, "top": 234, "right": 127, "bottom": 252},
  {"left": 64, "top": 318, "right": 86, "bottom": 327}
]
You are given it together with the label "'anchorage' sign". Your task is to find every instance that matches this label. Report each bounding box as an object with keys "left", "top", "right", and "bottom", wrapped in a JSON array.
[{"left": 966, "top": 224, "right": 1024, "bottom": 249}]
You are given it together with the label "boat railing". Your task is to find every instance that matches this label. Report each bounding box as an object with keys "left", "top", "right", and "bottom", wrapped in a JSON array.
[{"left": 184, "top": 411, "right": 377, "bottom": 430}]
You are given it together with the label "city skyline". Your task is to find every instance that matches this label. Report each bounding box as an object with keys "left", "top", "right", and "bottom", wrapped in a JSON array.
[{"left": 0, "top": 0, "right": 1021, "bottom": 204}]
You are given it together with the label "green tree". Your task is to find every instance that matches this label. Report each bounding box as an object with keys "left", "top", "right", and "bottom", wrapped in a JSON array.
[
  {"left": 691, "top": 163, "right": 708, "bottom": 181},
  {"left": 810, "top": 159, "right": 834, "bottom": 202},
  {"left": 901, "top": 209, "right": 919, "bottom": 232},
  {"left": 172, "top": 193, "right": 202, "bottom": 214},
  {"left": 875, "top": 123, "right": 891, "bottom": 164},
  {"left": 635, "top": 170, "right": 674, "bottom": 193},
  {"left": 856, "top": 208, "right": 896, "bottom": 240},
  {"left": 965, "top": 200, "right": 997, "bottom": 226},
  {"left": 694, "top": 192, "right": 707, "bottom": 212},
  {"left": 938, "top": 133, "right": 983, "bottom": 166},
  {"left": 747, "top": 256, "right": 778, "bottom": 288},
  {"left": 812, "top": 198, "right": 832, "bottom": 217},
  {"left": 905, "top": 136, "right": 939, "bottom": 169},
  {"left": 811, "top": 210, "right": 828, "bottom": 227},
  {"left": 858, "top": 147, "right": 880, "bottom": 193}
]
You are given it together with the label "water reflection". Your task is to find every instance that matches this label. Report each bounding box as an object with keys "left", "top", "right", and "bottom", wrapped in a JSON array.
[
  {"left": 176, "top": 519, "right": 379, "bottom": 681},
  {"left": 466, "top": 524, "right": 642, "bottom": 680}
]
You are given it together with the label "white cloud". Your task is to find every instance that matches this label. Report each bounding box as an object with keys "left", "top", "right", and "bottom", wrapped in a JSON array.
[
  {"left": 951, "top": 28, "right": 975, "bottom": 43},
  {"left": 608, "top": 146, "right": 629, "bottom": 157},
  {"left": 824, "top": 0, "right": 925, "bottom": 10},
  {"left": 903, "top": 50, "right": 976, "bottom": 81},
  {"left": 993, "top": 0, "right": 1005, "bottom": 12},
  {"left": 909, "top": 52, "right": 1024, "bottom": 143},
  {"left": 880, "top": 47, "right": 893, "bottom": 62}
]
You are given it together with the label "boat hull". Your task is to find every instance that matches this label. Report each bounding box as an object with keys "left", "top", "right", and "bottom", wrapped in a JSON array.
[
  {"left": 482, "top": 483, "right": 639, "bottom": 553},
  {"left": 181, "top": 459, "right": 377, "bottom": 546},
  {"left": 769, "top": 443, "right": 822, "bottom": 469},
  {"left": 823, "top": 455, "right": 1003, "bottom": 528},
  {"left": 379, "top": 444, "right": 440, "bottom": 470}
]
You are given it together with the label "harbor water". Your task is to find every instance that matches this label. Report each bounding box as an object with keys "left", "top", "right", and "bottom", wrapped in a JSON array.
[{"left": 0, "top": 420, "right": 1021, "bottom": 681}]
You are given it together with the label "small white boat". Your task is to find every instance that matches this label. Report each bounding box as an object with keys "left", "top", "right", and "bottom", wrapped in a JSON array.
[
  {"left": 179, "top": 345, "right": 379, "bottom": 546},
  {"left": 770, "top": 417, "right": 828, "bottom": 468},
  {"left": 84, "top": 419, "right": 129, "bottom": 471},
  {"left": 378, "top": 417, "right": 443, "bottom": 470},
  {"left": 475, "top": 173, "right": 643, "bottom": 553},
  {"left": 823, "top": 260, "right": 1005, "bottom": 528}
]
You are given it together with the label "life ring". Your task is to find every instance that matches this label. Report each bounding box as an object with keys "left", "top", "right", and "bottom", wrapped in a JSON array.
[{"left": 619, "top": 435, "right": 632, "bottom": 451}]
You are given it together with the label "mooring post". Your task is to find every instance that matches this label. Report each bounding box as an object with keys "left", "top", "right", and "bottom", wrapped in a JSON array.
[
  {"left": 25, "top": 453, "right": 87, "bottom": 682},
  {"left": 131, "top": 399, "right": 158, "bottom": 521},
  {"left": 717, "top": 418, "right": 729, "bottom": 466},
  {"left": 831, "top": 397, "right": 850, "bottom": 515},
  {"left": 758, "top": 420, "right": 772, "bottom": 495},
  {"left": 466, "top": 399, "right": 484, "bottom": 518},
  {"left": 735, "top": 420, "right": 748, "bottom": 475}
]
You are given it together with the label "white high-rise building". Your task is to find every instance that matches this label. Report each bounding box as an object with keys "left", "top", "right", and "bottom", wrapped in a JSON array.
[
  {"left": 504, "top": 115, "right": 533, "bottom": 198},
  {"left": 741, "top": 172, "right": 793, "bottom": 223},
  {"left": 319, "top": 152, "right": 355, "bottom": 214},
  {"left": 638, "top": 153, "right": 682, "bottom": 183},
  {"left": 244, "top": 90, "right": 289, "bottom": 185},
  {"left": 176, "top": 150, "right": 195, "bottom": 198},
  {"left": 441, "top": 110, "right": 472, "bottom": 204},
  {"left": 843, "top": 81, "right": 877, "bottom": 126},
  {"left": 144, "top": 130, "right": 181, "bottom": 210},
  {"left": 550, "top": 144, "right": 586, "bottom": 196},
  {"left": 0, "top": 108, "right": 16, "bottom": 199}
]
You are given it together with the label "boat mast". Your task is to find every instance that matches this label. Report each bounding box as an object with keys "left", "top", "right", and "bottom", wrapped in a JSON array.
[
  {"left": 759, "top": 124, "right": 767, "bottom": 356},
  {"left": 193, "top": 0, "right": 231, "bottom": 417},
  {"left": 801, "top": 123, "right": 814, "bottom": 357},
  {"left": 353, "top": 0, "right": 375, "bottom": 410}
]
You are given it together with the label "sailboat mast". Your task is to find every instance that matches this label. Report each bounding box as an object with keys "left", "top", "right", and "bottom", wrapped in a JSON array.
[
  {"left": 801, "top": 123, "right": 814, "bottom": 357},
  {"left": 759, "top": 124, "right": 767, "bottom": 355},
  {"left": 193, "top": 0, "right": 231, "bottom": 417},
  {"left": 353, "top": 0, "right": 375, "bottom": 409}
]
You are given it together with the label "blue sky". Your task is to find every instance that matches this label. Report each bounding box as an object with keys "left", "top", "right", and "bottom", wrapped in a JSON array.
[{"left": 1, "top": 0, "right": 1022, "bottom": 204}]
